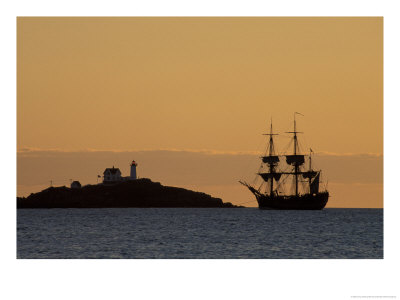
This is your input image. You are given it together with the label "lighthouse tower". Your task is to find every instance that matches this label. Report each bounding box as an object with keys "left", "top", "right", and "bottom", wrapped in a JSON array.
[{"left": 130, "top": 160, "right": 138, "bottom": 180}]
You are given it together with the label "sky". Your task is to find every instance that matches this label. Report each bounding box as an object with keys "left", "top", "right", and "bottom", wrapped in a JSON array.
[{"left": 17, "top": 17, "right": 383, "bottom": 207}]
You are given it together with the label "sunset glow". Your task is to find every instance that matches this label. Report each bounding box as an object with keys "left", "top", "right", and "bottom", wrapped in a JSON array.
[{"left": 17, "top": 17, "right": 383, "bottom": 207}]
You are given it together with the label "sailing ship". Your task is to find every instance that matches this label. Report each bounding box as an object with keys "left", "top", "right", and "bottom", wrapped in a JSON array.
[{"left": 240, "top": 114, "right": 329, "bottom": 210}]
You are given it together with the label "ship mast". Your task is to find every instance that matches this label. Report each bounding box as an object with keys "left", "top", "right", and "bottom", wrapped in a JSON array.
[
  {"left": 285, "top": 113, "right": 304, "bottom": 196},
  {"left": 268, "top": 122, "right": 277, "bottom": 196},
  {"left": 262, "top": 120, "right": 279, "bottom": 196},
  {"left": 294, "top": 117, "right": 298, "bottom": 196},
  {"left": 308, "top": 149, "right": 312, "bottom": 192}
]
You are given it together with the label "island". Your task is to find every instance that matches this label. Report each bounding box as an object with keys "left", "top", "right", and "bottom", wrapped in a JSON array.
[{"left": 17, "top": 178, "right": 239, "bottom": 208}]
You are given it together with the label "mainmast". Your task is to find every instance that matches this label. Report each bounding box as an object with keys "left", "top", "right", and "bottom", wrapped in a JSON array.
[
  {"left": 294, "top": 117, "right": 298, "bottom": 196},
  {"left": 285, "top": 113, "right": 304, "bottom": 196},
  {"left": 308, "top": 149, "right": 312, "bottom": 191}
]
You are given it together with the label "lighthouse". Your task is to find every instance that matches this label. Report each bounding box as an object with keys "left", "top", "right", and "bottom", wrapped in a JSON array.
[{"left": 130, "top": 160, "right": 138, "bottom": 180}]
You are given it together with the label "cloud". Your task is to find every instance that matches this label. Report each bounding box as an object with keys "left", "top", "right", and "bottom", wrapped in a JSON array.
[
  {"left": 315, "top": 151, "right": 383, "bottom": 158},
  {"left": 16, "top": 148, "right": 383, "bottom": 207},
  {"left": 17, "top": 147, "right": 382, "bottom": 157},
  {"left": 17, "top": 147, "right": 383, "bottom": 186}
]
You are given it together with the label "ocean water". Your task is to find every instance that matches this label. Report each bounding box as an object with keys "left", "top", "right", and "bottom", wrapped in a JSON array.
[{"left": 17, "top": 208, "right": 383, "bottom": 259}]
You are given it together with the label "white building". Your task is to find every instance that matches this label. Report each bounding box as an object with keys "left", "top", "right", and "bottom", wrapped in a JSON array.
[
  {"left": 103, "top": 166, "right": 122, "bottom": 183},
  {"left": 102, "top": 161, "right": 138, "bottom": 183}
]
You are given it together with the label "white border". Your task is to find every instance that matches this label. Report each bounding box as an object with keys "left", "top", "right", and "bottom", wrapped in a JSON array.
[{"left": 2, "top": 1, "right": 399, "bottom": 300}]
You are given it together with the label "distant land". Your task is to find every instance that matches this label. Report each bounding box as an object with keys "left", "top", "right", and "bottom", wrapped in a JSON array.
[{"left": 17, "top": 178, "right": 239, "bottom": 208}]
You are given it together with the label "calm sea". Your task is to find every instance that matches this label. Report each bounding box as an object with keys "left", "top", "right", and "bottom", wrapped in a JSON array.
[{"left": 17, "top": 208, "right": 383, "bottom": 259}]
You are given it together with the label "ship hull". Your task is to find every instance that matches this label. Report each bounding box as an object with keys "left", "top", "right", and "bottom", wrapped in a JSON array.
[{"left": 255, "top": 192, "right": 329, "bottom": 210}]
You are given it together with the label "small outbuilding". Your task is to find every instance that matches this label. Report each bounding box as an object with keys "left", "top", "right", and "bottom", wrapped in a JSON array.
[{"left": 71, "top": 181, "right": 81, "bottom": 189}]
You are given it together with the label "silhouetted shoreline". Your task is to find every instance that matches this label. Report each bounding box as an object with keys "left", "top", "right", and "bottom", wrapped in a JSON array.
[{"left": 17, "top": 178, "right": 239, "bottom": 208}]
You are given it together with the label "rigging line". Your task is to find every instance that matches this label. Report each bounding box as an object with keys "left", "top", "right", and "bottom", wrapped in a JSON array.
[
  {"left": 302, "top": 132, "right": 311, "bottom": 155},
  {"left": 244, "top": 135, "right": 266, "bottom": 184},
  {"left": 251, "top": 162, "right": 262, "bottom": 185},
  {"left": 250, "top": 134, "right": 271, "bottom": 185},
  {"left": 282, "top": 119, "right": 295, "bottom": 138},
  {"left": 275, "top": 173, "right": 289, "bottom": 191},
  {"left": 280, "top": 137, "right": 293, "bottom": 156},
  {"left": 258, "top": 181, "right": 265, "bottom": 192}
]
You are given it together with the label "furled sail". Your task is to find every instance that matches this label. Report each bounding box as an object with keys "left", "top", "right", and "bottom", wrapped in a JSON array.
[
  {"left": 310, "top": 172, "right": 320, "bottom": 194},
  {"left": 285, "top": 155, "right": 305, "bottom": 165},
  {"left": 302, "top": 171, "right": 318, "bottom": 179},
  {"left": 259, "top": 173, "right": 282, "bottom": 182},
  {"left": 262, "top": 156, "right": 279, "bottom": 164}
]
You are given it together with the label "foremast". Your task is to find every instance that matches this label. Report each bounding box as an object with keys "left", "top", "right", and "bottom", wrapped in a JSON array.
[{"left": 262, "top": 121, "right": 279, "bottom": 196}]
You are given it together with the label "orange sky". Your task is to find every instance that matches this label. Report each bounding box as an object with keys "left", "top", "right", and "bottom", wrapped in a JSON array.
[{"left": 17, "top": 17, "right": 383, "bottom": 207}]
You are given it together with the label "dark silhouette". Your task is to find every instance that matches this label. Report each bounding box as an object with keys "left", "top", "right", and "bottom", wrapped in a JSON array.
[
  {"left": 17, "top": 178, "right": 238, "bottom": 208},
  {"left": 240, "top": 114, "right": 329, "bottom": 210}
]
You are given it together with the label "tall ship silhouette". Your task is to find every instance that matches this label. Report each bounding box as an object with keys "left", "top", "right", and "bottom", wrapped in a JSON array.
[{"left": 240, "top": 114, "right": 329, "bottom": 210}]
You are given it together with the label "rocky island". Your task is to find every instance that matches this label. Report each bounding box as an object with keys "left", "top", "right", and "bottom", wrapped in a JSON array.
[{"left": 17, "top": 178, "right": 238, "bottom": 208}]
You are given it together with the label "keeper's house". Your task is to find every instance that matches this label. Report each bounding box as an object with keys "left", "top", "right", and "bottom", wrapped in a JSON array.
[{"left": 103, "top": 166, "right": 122, "bottom": 183}]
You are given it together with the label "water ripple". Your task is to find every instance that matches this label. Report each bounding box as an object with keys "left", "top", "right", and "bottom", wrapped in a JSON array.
[{"left": 17, "top": 208, "right": 383, "bottom": 259}]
